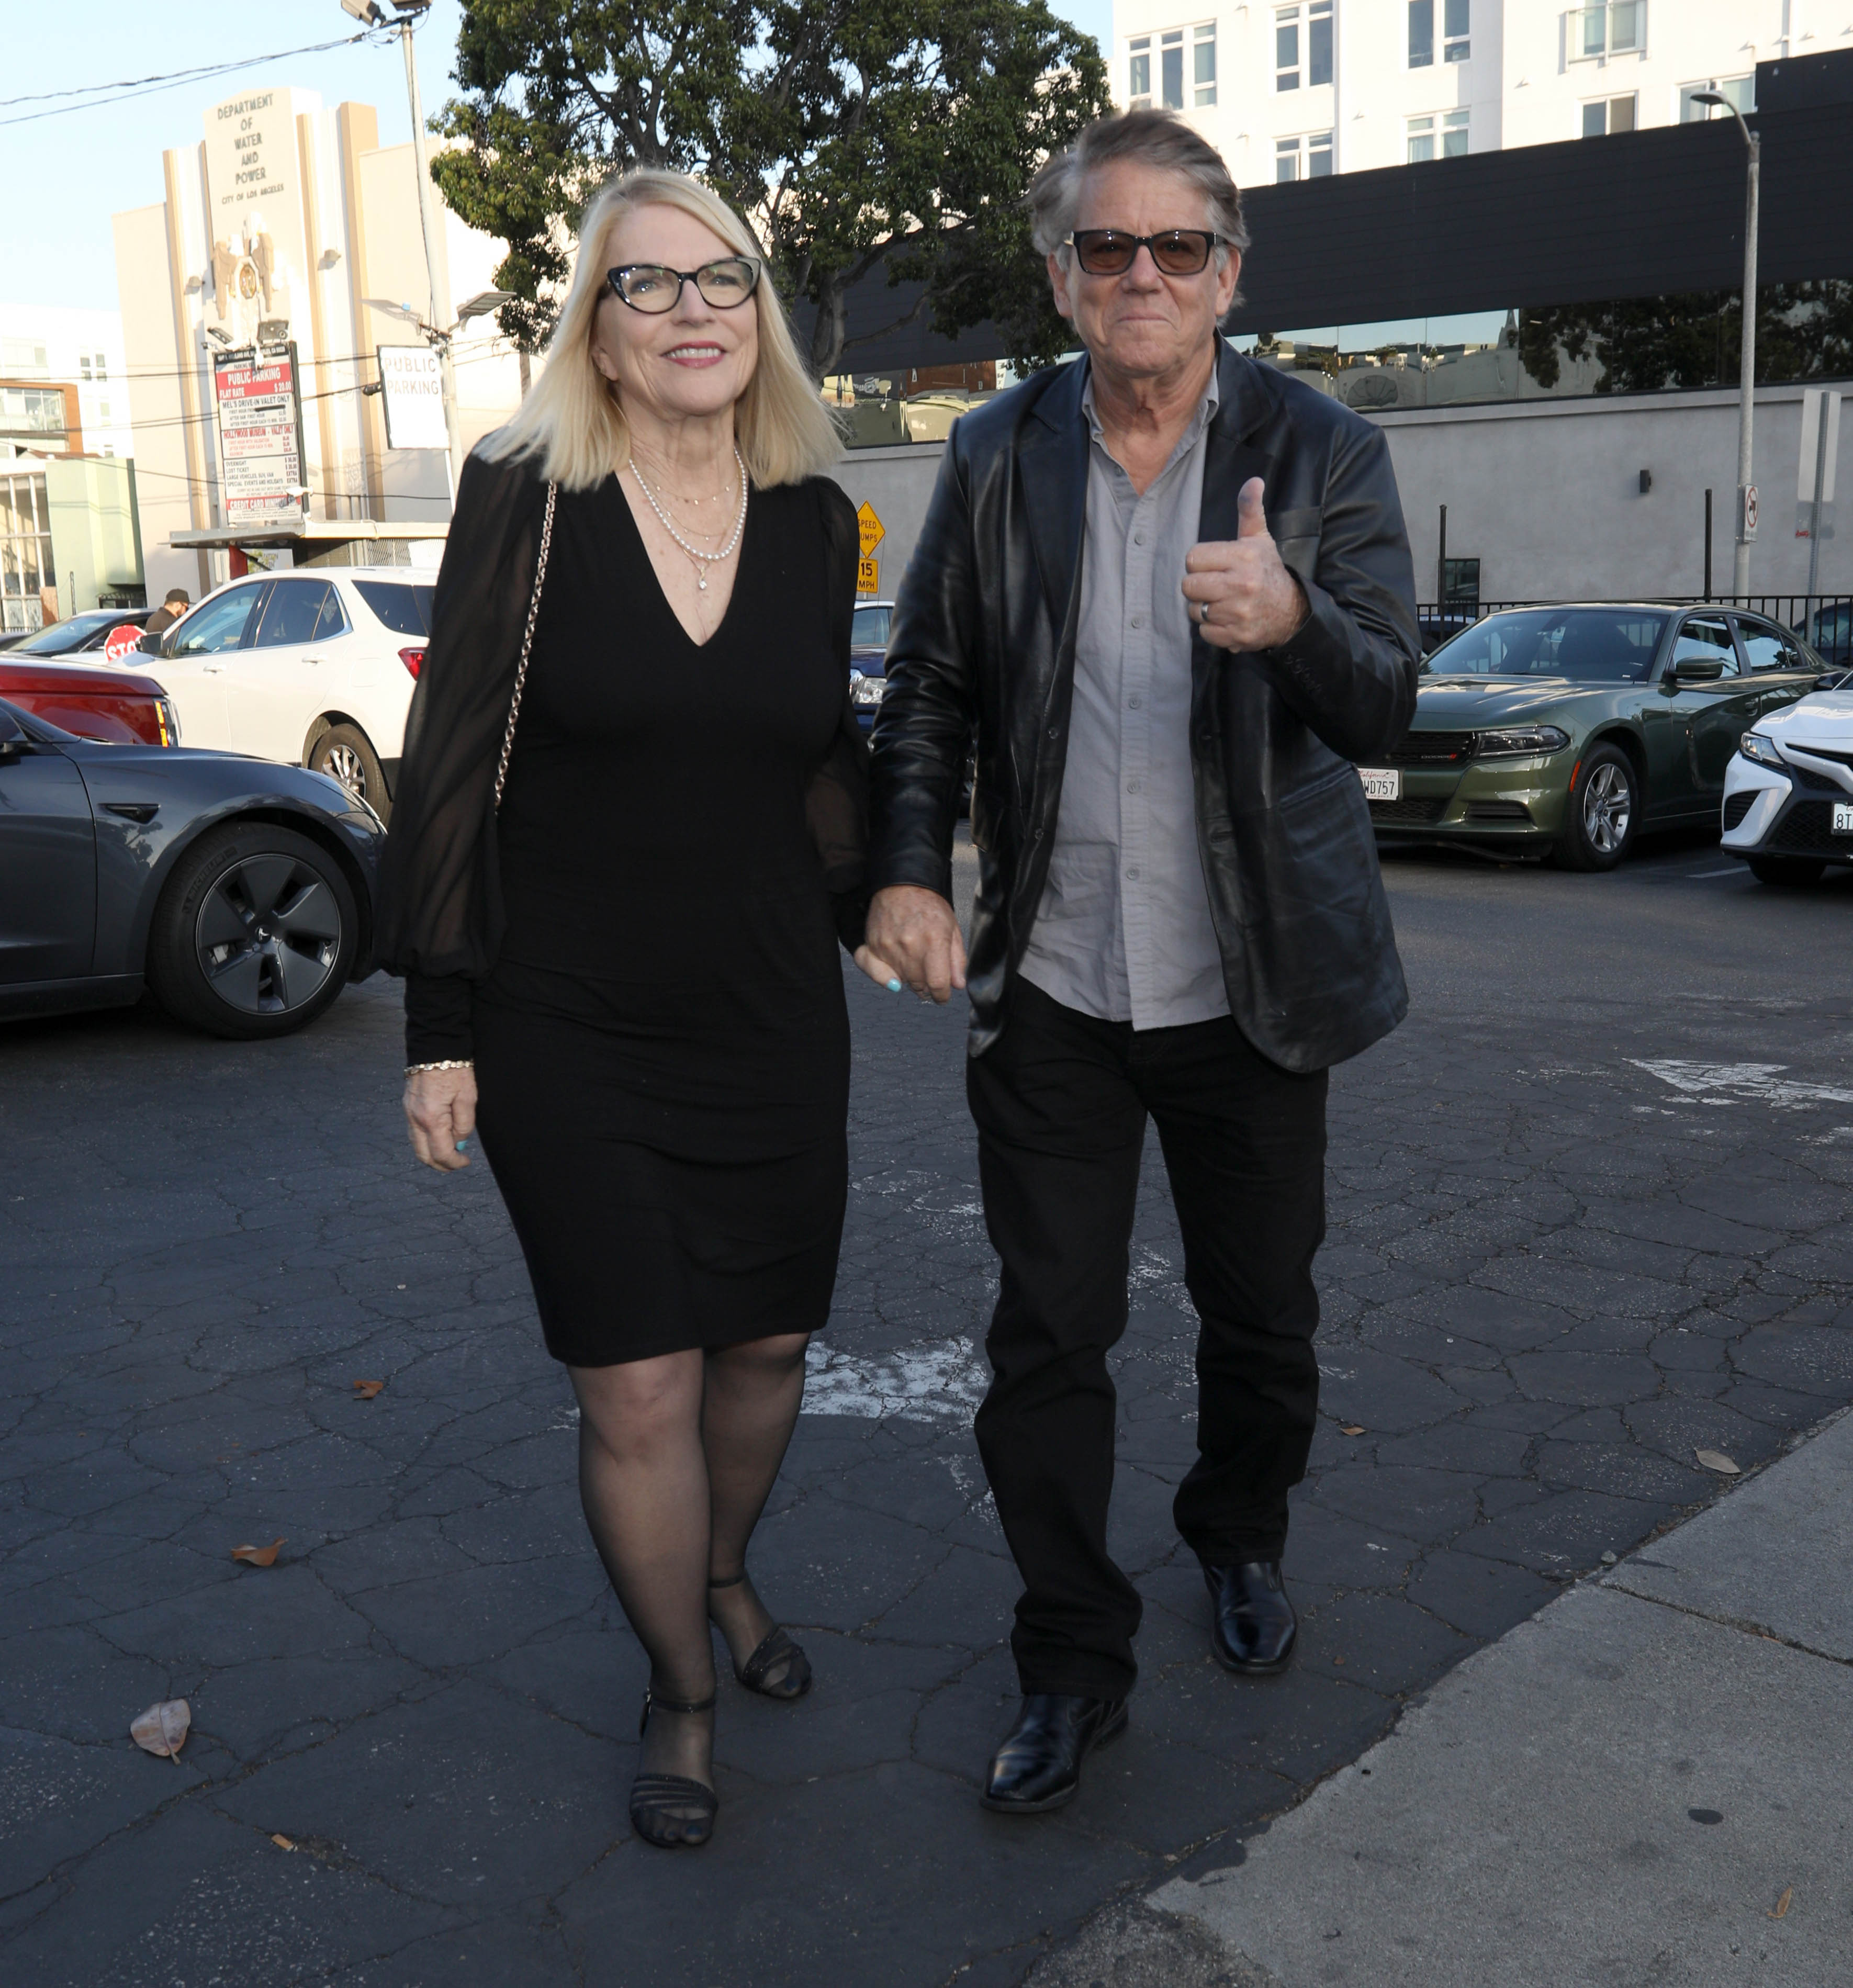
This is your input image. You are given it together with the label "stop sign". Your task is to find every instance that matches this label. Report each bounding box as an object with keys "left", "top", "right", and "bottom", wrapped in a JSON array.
[{"left": 103, "top": 623, "right": 142, "bottom": 660}]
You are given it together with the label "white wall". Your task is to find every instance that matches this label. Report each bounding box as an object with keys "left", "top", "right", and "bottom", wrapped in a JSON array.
[
  {"left": 0, "top": 302, "right": 134, "bottom": 459},
  {"left": 820, "top": 381, "right": 1850, "bottom": 615}
]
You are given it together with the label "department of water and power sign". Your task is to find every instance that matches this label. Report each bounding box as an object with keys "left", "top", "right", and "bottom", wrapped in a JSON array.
[
  {"left": 377, "top": 345, "right": 448, "bottom": 452},
  {"left": 211, "top": 349, "right": 306, "bottom": 527}
]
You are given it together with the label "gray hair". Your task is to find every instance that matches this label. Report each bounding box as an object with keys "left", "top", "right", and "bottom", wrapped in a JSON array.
[{"left": 1027, "top": 109, "right": 1249, "bottom": 297}]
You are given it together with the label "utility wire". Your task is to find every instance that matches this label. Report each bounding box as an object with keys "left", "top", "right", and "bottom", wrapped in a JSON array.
[{"left": 0, "top": 30, "right": 388, "bottom": 129}]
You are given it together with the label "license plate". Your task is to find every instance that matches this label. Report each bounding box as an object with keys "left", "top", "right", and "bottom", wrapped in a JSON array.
[
  {"left": 1358, "top": 768, "right": 1401, "bottom": 802},
  {"left": 1835, "top": 803, "right": 1853, "bottom": 835}
]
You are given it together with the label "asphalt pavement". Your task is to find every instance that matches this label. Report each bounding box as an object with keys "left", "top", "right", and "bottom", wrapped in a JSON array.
[{"left": 2, "top": 828, "right": 1851, "bottom": 1986}]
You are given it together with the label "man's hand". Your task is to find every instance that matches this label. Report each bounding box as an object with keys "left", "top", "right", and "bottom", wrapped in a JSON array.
[
  {"left": 858, "top": 885, "right": 967, "bottom": 1004},
  {"left": 405, "top": 1065, "right": 477, "bottom": 1172},
  {"left": 1182, "top": 477, "right": 1311, "bottom": 653}
]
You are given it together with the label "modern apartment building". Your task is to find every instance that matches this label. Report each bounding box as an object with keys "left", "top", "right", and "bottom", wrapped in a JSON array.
[{"left": 1109, "top": 1, "right": 1841, "bottom": 186}]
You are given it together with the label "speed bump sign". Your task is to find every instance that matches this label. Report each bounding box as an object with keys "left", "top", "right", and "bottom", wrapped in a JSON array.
[{"left": 857, "top": 501, "right": 885, "bottom": 557}]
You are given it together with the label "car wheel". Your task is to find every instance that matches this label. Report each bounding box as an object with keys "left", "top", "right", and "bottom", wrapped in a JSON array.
[
  {"left": 146, "top": 822, "right": 357, "bottom": 1040},
  {"left": 309, "top": 723, "right": 390, "bottom": 824},
  {"left": 1553, "top": 745, "right": 1637, "bottom": 872},
  {"left": 1747, "top": 856, "right": 1826, "bottom": 886}
]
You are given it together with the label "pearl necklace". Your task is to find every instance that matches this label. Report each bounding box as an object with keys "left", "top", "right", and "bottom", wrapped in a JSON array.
[{"left": 628, "top": 445, "right": 748, "bottom": 591}]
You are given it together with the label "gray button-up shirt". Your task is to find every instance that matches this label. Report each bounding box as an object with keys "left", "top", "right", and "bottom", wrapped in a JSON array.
[{"left": 1018, "top": 366, "right": 1230, "bottom": 1031}]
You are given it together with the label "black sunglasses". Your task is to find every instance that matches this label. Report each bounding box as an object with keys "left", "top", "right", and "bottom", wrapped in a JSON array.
[
  {"left": 1067, "top": 229, "right": 1221, "bottom": 277},
  {"left": 605, "top": 257, "right": 762, "bottom": 313}
]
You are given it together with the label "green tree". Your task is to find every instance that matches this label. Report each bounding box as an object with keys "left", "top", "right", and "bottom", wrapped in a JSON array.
[{"left": 430, "top": 0, "right": 1110, "bottom": 375}]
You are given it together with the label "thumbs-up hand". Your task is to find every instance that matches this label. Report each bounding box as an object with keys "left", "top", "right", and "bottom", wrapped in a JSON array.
[{"left": 1182, "top": 476, "right": 1311, "bottom": 653}]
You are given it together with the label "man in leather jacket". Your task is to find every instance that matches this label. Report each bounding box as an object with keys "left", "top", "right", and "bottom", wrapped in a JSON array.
[{"left": 862, "top": 108, "right": 1420, "bottom": 1815}]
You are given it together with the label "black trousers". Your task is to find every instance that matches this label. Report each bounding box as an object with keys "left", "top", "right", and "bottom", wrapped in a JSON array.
[{"left": 967, "top": 976, "right": 1329, "bottom": 1701}]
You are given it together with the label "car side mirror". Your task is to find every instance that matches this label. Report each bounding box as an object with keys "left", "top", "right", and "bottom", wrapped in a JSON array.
[
  {"left": 1815, "top": 670, "right": 1851, "bottom": 692},
  {"left": 1668, "top": 656, "right": 1727, "bottom": 683},
  {"left": 0, "top": 720, "right": 25, "bottom": 764}
]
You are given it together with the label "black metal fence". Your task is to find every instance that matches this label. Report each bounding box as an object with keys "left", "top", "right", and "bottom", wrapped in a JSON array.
[{"left": 1416, "top": 595, "right": 1852, "bottom": 629}]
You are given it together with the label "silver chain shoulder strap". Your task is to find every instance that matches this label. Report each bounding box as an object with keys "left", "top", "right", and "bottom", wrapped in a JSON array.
[{"left": 492, "top": 479, "right": 558, "bottom": 812}]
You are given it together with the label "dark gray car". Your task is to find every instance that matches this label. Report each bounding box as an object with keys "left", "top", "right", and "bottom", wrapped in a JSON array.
[{"left": 0, "top": 698, "right": 383, "bottom": 1039}]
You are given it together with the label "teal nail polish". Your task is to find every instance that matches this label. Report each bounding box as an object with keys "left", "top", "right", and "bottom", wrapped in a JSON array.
[
  {"left": 454, "top": 1138, "right": 470, "bottom": 1152},
  {"left": 885, "top": 979, "right": 903, "bottom": 993}
]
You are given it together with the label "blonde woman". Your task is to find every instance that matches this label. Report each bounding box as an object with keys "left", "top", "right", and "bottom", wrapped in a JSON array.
[{"left": 375, "top": 170, "right": 891, "bottom": 1849}]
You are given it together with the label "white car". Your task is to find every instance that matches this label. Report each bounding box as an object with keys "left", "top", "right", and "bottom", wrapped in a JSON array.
[
  {"left": 1722, "top": 675, "right": 1853, "bottom": 883},
  {"left": 135, "top": 566, "right": 433, "bottom": 822}
]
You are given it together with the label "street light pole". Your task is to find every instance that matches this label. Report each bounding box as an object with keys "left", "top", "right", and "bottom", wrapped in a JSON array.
[
  {"left": 1695, "top": 92, "right": 1759, "bottom": 597},
  {"left": 342, "top": 0, "right": 458, "bottom": 496}
]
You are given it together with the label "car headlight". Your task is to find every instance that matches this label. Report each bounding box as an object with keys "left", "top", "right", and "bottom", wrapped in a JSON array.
[
  {"left": 1474, "top": 724, "right": 1570, "bottom": 758},
  {"left": 1738, "top": 731, "right": 1786, "bottom": 770},
  {"left": 850, "top": 671, "right": 887, "bottom": 707}
]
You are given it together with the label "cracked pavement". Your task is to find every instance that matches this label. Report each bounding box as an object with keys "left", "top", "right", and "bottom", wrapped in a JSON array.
[{"left": 3, "top": 832, "right": 1852, "bottom": 1986}]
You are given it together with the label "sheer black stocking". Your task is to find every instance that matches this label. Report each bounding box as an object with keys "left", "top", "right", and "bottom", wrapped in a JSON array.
[
  {"left": 704, "top": 1333, "right": 810, "bottom": 1691},
  {"left": 571, "top": 1352, "right": 715, "bottom": 1828}
]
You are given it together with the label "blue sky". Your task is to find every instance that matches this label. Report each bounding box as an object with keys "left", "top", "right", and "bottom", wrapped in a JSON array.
[{"left": 4, "top": 0, "right": 1115, "bottom": 317}]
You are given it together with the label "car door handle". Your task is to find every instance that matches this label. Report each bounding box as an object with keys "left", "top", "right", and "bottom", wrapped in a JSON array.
[
  {"left": 102, "top": 802, "right": 159, "bottom": 823},
  {"left": 203, "top": 662, "right": 224, "bottom": 673}
]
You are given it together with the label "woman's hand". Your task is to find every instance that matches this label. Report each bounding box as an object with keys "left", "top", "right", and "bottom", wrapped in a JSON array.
[
  {"left": 860, "top": 886, "right": 967, "bottom": 1004},
  {"left": 404, "top": 1066, "right": 478, "bottom": 1172}
]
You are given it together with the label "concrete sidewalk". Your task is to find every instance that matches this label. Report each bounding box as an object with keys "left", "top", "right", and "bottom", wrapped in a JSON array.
[{"left": 1037, "top": 1407, "right": 1853, "bottom": 1988}]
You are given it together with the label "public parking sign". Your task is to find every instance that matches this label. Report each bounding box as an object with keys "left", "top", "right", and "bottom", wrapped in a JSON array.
[
  {"left": 212, "top": 349, "right": 307, "bottom": 527},
  {"left": 377, "top": 345, "right": 447, "bottom": 452}
]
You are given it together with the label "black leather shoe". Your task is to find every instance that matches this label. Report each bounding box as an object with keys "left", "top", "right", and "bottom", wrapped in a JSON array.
[
  {"left": 1205, "top": 1560, "right": 1297, "bottom": 1676},
  {"left": 980, "top": 1693, "right": 1129, "bottom": 1814}
]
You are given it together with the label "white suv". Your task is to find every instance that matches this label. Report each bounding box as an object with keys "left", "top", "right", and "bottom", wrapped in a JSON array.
[{"left": 136, "top": 565, "right": 433, "bottom": 822}]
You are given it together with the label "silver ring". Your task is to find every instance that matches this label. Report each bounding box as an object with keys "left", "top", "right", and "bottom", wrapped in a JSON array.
[{"left": 1198, "top": 598, "right": 1211, "bottom": 625}]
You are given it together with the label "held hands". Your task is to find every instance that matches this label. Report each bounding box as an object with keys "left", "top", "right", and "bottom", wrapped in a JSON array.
[
  {"left": 1182, "top": 477, "right": 1311, "bottom": 654},
  {"left": 404, "top": 1065, "right": 477, "bottom": 1172},
  {"left": 856, "top": 885, "right": 967, "bottom": 1005}
]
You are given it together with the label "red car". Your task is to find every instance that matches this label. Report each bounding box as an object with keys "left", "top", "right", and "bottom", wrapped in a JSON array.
[{"left": 0, "top": 657, "right": 179, "bottom": 746}]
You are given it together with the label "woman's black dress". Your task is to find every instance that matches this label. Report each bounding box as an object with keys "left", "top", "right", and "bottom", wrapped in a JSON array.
[{"left": 412, "top": 475, "right": 860, "bottom": 1367}]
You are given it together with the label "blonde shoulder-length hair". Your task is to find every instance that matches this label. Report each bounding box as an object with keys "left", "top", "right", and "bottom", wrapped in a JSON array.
[{"left": 477, "top": 169, "right": 840, "bottom": 492}]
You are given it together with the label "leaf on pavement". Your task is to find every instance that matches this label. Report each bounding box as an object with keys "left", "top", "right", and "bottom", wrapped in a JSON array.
[
  {"left": 231, "top": 1538, "right": 285, "bottom": 1567},
  {"left": 1695, "top": 1449, "right": 1741, "bottom": 1476},
  {"left": 1340, "top": 1425, "right": 1366, "bottom": 1436},
  {"left": 352, "top": 1379, "right": 385, "bottom": 1400},
  {"left": 1769, "top": 1886, "right": 1793, "bottom": 1919},
  {"left": 131, "top": 1699, "right": 190, "bottom": 1761},
  {"left": 271, "top": 1833, "right": 297, "bottom": 1851}
]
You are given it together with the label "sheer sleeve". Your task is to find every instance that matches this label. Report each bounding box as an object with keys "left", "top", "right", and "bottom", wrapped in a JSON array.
[
  {"left": 807, "top": 479, "right": 871, "bottom": 952},
  {"left": 374, "top": 450, "right": 549, "bottom": 982},
  {"left": 405, "top": 972, "right": 474, "bottom": 1064}
]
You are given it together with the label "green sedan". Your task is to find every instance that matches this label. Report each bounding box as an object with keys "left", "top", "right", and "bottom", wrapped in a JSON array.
[{"left": 1363, "top": 604, "right": 1829, "bottom": 869}]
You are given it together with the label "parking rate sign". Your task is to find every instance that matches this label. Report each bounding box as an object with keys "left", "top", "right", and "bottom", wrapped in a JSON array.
[{"left": 212, "top": 351, "right": 306, "bottom": 526}]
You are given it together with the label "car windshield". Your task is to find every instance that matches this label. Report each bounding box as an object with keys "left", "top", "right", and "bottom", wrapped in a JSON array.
[
  {"left": 13, "top": 612, "right": 123, "bottom": 655},
  {"left": 352, "top": 580, "right": 434, "bottom": 637},
  {"left": 851, "top": 605, "right": 891, "bottom": 649},
  {"left": 1427, "top": 609, "right": 1670, "bottom": 682}
]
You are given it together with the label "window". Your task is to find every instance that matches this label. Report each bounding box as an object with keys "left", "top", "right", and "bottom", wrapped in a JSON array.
[
  {"left": 352, "top": 579, "right": 434, "bottom": 637},
  {"left": 166, "top": 584, "right": 263, "bottom": 658},
  {"left": 1409, "top": 0, "right": 1432, "bottom": 65},
  {"left": 1, "top": 339, "right": 48, "bottom": 377},
  {"left": 1442, "top": 557, "right": 1480, "bottom": 607},
  {"left": 1735, "top": 622, "right": 1800, "bottom": 673},
  {"left": 0, "top": 469, "right": 53, "bottom": 634},
  {"left": 253, "top": 579, "right": 346, "bottom": 648},
  {"left": 1128, "top": 37, "right": 1151, "bottom": 105},
  {"left": 1193, "top": 22, "right": 1217, "bottom": 107},
  {"left": 1408, "top": 108, "right": 1469, "bottom": 161},
  {"left": 1571, "top": 1, "right": 1645, "bottom": 61},
  {"left": 1581, "top": 94, "right": 1636, "bottom": 136},
  {"left": 1276, "top": 2, "right": 1332, "bottom": 93},
  {"left": 852, "top": 604, "right": 892, "bottom": 649},
  {"left": 1671, "top": 615, "right": 1738, "bottom": 676},
  {"left": 1681, "top": 75, "right": 1753, "bottom": 120},
  {"left": 1162, "top": 29, "right": 1184, "bottom": 108},
  {"left": 1431, "top": 609, "right": 1668, "bottom": 682},
  {"left": 1276, "top": 132, "right": 1335, "bottom": 181},
  {"left": 1444, "top": 0, "right": 1470, "bottom": 61},
  {"left": 0, "top": 385, "right": 71, "bottom": 446}
]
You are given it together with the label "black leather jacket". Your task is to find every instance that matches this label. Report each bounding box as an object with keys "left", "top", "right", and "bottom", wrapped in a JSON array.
[{"left": 868, "top": 339, "right": 1420, "bottom": 1073}]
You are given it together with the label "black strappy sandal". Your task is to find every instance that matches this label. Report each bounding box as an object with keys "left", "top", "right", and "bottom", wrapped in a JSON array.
[
  {"left": 709, "top": 1572, "right": 813, "bottom": 1702},
  {"left": 630, "top": 1688, "right": 718, "bottom": 1849}
]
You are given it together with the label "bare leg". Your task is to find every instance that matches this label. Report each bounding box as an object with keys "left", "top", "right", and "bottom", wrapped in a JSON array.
[
  {"left": 570, "top": 1352, "right": 715, "bottom": 1838},
  {"left": 703, "top": 1331, "right": 810, "bottom": 1687}
]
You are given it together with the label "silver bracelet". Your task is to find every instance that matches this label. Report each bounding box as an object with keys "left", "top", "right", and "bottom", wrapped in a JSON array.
[{"left": 405, "top": 1059, "right": 474, "bottom": 1076}]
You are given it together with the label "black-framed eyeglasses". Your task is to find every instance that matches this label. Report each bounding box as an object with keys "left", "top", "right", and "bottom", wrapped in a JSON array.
[
  {"left": 605, "top": 257, "right": 761, "bottom": 313},
  {"left": 1067, "top": 229, "right": 1221, "bottom": 277}
]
